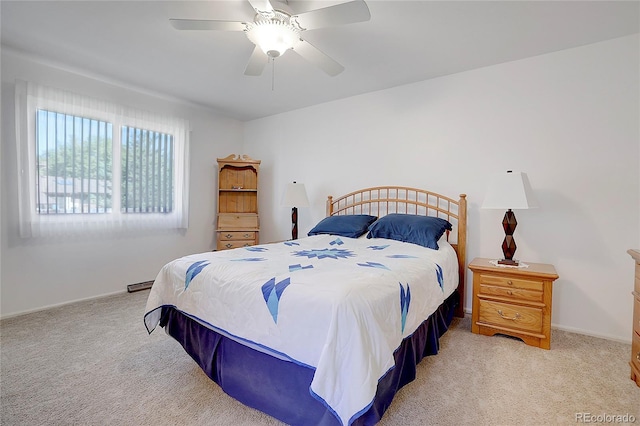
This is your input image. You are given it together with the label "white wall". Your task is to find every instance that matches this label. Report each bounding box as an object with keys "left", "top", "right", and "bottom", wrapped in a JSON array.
[
  {"left": 1, "top": 50, "right": 243, "bottom": 316},
  {"left": 244, "top": 35, "right": 640, "bottom": 342},
  {"left": 2, "top": 35, "right": 638, "bottom": 342}
]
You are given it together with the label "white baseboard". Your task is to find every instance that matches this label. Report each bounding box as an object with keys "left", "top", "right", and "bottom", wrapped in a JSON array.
[
  {"left": 551, "top": 323, "right": 632, "bottom": 344},
  {"left": 0, "top": 289, "right": 128, "bottom": 320},
  {"left": 461, "top": 306, "right": 631, "bottom": 344}
]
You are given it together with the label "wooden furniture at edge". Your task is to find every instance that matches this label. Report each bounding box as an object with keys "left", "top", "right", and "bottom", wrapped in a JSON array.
[
  {"left": 469, "top": 258, "right": 559, "bottom": 349},
  {"left": 216, "top": 154, "right": 260, "bottom": 250},
  {"left": 627, "top": 249, "right": 640, "bottom": 387}
]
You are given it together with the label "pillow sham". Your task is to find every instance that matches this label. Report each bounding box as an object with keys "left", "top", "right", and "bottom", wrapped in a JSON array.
[
  {"left": 366, "top": 213, "right": 452, "bottom": 250},
  {"left": 308, "top": 214, "right": 378, "bottom": 238}
]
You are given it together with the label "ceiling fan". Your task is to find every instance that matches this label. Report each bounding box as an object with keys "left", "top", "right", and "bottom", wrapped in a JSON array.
[{"left": 169, "top": 0, "right": 370, "bottom": 77}]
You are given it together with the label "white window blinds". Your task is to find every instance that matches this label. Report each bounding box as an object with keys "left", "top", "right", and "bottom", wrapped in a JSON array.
[{"left": 15, "top": 80, "right": 190, "bottom": 237}]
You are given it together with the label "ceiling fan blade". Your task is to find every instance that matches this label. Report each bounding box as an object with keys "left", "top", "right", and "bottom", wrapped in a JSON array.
[
  {"left": 169, "top": 19, "right": 246, "bottom": 31},
  {"left": 293, "top": 1, "right": 371, "bottom": 30},
  {"left": 247, "top": 0, "right": 273, "bottom": 14},
  {"left": 293, "top": 39, "right": 344, "bottom": 76},
  {"left": 244, "top": 46, "right": 268, "bottom": 76}
]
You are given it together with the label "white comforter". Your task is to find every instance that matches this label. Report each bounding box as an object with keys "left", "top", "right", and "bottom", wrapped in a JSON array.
[{"left": 144, "top": 234, "right": 458, "bottom": 426}]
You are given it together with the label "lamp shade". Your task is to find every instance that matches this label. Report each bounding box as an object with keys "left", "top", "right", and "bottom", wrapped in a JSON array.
[
  {"left": 282, "top": 182, "right": 309, "bottom": 207},
  {"left": 481, "top": 171, "right": 538, "bottom": 210}
]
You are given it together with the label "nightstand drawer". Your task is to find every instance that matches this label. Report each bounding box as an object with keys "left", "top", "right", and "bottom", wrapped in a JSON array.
[
  {"left": 219, "top": 231, "right": 256, "bottom": 241},
  {"left": 217, "top": 240, "right": 255, "bottom": 250},
  {"left": 478, "top": 299, "right": 543, "bottom": 334},
  {"left": 479, "top": 284, "right": 543, "bottom": 303},
  {"left": 479, "top": 274, "right": 543, "bottom": 292}
]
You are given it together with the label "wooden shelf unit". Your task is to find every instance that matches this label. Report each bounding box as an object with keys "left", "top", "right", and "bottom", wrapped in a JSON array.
[{"left": 216, "top": 154, "right": 260, "bottom": 250}]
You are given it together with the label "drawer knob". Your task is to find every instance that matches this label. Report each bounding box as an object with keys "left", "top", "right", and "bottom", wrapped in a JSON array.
[
  {"left": 225, "top": 234, "right": 233, "bottom": 239},
  {"left": 497, "top": 310, "right": 521, "bottom": 321},
  {"left": 507, "top": 290, "right": 513, "bottom": 295},
  {"left": 637, "top": 352, "right": 640, "bottom": 361},
  {"left": 507, "top": 281, "right": 513, "bottom": 285},
  {"left": 243, "top": 233, "right": 250, "bottom": 238},
  {"left": 225, "top": 243, "right": 233, "bottom": 248}
]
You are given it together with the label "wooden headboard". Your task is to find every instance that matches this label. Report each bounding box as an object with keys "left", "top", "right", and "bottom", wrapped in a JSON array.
[{"left": 327, "top": 186, "right": 467, "bottom": 318}]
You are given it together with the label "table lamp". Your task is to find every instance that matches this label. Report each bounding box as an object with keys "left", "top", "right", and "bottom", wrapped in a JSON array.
[
  {"left": 282, "top": 181, "right": 309, "bottom": 240},
  {"left": 481, "top": 171, "right": 538, "bottom": 265}
]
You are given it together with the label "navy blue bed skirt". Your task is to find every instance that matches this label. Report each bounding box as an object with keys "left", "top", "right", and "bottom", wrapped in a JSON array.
[{"left": 159, "top": 290, "right": 459, "bottom": 425}]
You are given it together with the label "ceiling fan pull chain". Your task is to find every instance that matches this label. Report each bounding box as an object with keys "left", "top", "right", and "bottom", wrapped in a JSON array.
[{"left": 271, "top": 57, "right": 275, "bottom": 91}]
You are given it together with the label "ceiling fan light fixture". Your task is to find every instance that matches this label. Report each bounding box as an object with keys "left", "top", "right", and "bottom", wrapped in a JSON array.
[{"left": 246, "top": 19, "right": 300, "bottom": 58}]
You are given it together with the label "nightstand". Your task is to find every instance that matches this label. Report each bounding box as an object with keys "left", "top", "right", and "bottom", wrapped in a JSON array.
[{"left": 469, "top": 257, "right": 559, "bottom": 349}]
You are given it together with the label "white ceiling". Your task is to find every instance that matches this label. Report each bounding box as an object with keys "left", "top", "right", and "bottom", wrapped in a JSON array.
[{"left": 2, "top": 1, "right": 638, "bottom": 122}]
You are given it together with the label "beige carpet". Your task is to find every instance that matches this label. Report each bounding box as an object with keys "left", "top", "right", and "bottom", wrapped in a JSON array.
[{"left": 1, "top": 290, "right": 638, "bottom": 426}]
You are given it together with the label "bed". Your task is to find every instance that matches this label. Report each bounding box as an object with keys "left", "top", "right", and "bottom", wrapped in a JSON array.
[{"left": 144, "top": 186, "right": 467, "bottom": 425}]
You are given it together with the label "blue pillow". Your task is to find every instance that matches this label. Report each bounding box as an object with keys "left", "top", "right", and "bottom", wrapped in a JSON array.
[
  {"left": 366, "top": 214, "right": 452, "bottom": 250},
  {"left": 308, "top": 215, "right": 378, "bottom": 238}
]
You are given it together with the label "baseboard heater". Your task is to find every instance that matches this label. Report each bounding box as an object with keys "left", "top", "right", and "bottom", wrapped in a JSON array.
[{"left": 127, "top": 280, "right": 154, "bottom": 293}]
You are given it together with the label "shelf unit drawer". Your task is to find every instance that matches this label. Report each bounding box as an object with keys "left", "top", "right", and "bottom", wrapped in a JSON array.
[
  {"left": 219, "top": 231, "right": 257, "bottom": 241},
  {"left": 479, "top": 283, "right": 543, "bottom": 303},
  {"left": 478, "top": 299, "right": 543, "bottom": 334},
  {"left": 218, "top": 213, "right": 259, "bottom": 229},
  {"left": 217, "top": 240, "right": 255, "bottom": 250},
  {"left": 479, "top": 274, "right": 544, "bottom": 292}
]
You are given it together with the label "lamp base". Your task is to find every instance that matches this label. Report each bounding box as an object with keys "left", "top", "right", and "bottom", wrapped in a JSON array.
[
  {"left": 499, "top": 209, "right": 519, "bottom": 266},
  {"left": 291, "top": 207, "right": 298, "bottom": 240}
]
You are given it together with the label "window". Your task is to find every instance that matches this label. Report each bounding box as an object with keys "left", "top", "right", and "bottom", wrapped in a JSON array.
[
  {"left": 36, "top": 110, "right": 113, "bottom": 215},
  {"left": 15, "top": 80, "right": 190, "bottom": 237},
  {"left": 120, "top": 126, "right": 174, "bottom": 214}
]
